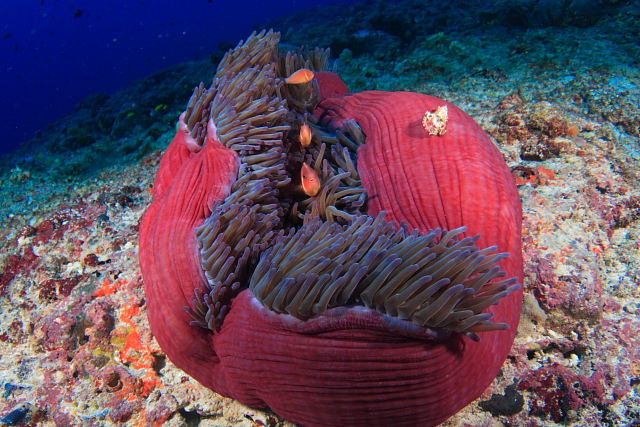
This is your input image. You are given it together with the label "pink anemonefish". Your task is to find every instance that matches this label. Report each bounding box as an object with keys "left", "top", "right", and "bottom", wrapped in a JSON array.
[
  {"left": 285, "top": 69, "right": 314, "bottom": 84},
  {"left": 301, "top": 163, "right": 321, "bottom": 197},
  {"left": 300, "top": 124, "right": 313, "bottom": 147}
]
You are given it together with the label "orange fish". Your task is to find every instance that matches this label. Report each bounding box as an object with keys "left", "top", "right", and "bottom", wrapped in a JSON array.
[
  {"left": 301, "top": 163, "right": 321, "bottom": 197},
  {"left": 285, "top": 68, "right": 314, "bottom": 84},
  {"left": 299, "top": 124, "right": 313, "bottom": 147}
]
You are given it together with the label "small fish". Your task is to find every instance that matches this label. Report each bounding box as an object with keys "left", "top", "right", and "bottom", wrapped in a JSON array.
[
  {"left": 285, "top": 69, "right": 314, "bottom": 85},
  {"left": 301, "top": 163, "right": 320, "bottom": 197},
  {"left": 299, "top": 124, "right": 312, "bottom": 147}
]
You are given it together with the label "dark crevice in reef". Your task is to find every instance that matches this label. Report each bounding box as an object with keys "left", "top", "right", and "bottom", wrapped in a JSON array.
[
  {"left": 152, "top": 353, "right": 167, "bottom": 375},
  {"left": 178, "top": 408, "right": 203, "bottom": 426},
  {"left": 479, "top": 382, "right": 525, "bottom": 416}
]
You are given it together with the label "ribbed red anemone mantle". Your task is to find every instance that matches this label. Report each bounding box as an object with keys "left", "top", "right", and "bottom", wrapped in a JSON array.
[{"left": 139, "top": 74, "right": 523, "bottom": 427}]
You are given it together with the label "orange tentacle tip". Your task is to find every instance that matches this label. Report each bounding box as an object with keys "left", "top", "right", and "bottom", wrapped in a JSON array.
[
  {"left": 301, "top": 163, "right": 321, "bottom": 196},
  {"left": 285, "top": 68, "right": 315, "bottom": 84}
]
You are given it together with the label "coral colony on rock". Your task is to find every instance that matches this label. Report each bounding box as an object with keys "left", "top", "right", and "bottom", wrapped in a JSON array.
[
  {"left": 0, "top": 1, "right": 639, "bottom": 426},
  {"left": 139, "top": 30, "right": 523, "bottom": 427}
]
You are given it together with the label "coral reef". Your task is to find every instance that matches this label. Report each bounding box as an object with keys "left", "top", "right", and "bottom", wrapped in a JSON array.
[{"left": 0, "top": 1, "right": 638, "bottom": 426}]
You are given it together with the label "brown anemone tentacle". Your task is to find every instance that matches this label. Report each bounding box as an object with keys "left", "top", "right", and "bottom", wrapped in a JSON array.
[
  {"left": 183, "top": 33, "right": 357, "bottom": 331},
  {"left": 181, "top": 30, "right": 296, "bottom": 330},
  {"left": 280, "top": 45, "right": 331, "bottom": 75},
  {"left": 188, "top": 179, "right": 284, "bottom": 331},
  {"left": 293, "top": 116, "right": 368, "bottom": 221},
  {"left": 293, "top": 144, "right": 366, "bottom": 222},
  {"left": 249, "top": 211, "right": 521, "bottom": 340},
  {"left": 184, "top": 29, "right": 287, "bottom": 153},
  {"left": 273, "top": 44, "right": 369, "bottom": 224},
  {"left": 278, "top": 46, "right": 331, "bottom": 114}
]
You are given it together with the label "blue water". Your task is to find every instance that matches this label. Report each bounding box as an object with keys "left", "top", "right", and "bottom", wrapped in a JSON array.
[{"left": 0, "top": 0, "right": 358, "bottom": 158}]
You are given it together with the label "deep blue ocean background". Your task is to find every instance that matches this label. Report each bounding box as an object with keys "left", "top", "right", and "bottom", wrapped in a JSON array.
[{"left": 0, "top": 0, "right": 359, "bottom": 158}]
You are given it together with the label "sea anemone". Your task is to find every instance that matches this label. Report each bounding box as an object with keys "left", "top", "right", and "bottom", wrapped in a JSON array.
[{"left": 139, "top": 29, "right": 523, "bottom": 427}]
